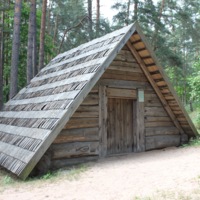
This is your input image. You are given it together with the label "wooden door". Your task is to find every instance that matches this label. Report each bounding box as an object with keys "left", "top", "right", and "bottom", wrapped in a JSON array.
[{"left": 107, "top": 98, "right": 134, "bottom": 155}]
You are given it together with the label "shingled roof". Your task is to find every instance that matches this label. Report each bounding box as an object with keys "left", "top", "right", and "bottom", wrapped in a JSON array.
[{"left": 0, "top": 22, "right": 198, "bottom": 179}]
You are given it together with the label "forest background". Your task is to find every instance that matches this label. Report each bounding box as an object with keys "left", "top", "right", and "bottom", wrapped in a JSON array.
[{"left": 0, "top": 0, "right": 200, "bottom": 129}]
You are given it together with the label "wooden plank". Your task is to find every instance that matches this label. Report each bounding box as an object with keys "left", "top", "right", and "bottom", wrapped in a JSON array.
[
  {"left": 81, "top": 94, "right": 99, "bottom": 105},
  {"left": 134, "top": 41, "right": 146, "bottom": 50},
  {"left": 21, "top": 73, "right": 94, "bottom": 94},
  {"left": 143, "top": 58, "right": 154, "bottom": 65},
  {"left": 51, "top": 156, "right": 98, "bottom": 170},
  {"left": 0, "top": 141, "right": 35, "bottom": 163},
  {"left": 146, "top": 135, "right": 180, "bottom": 150},
  {"left": 135, "top": 89, "right": 145, "bottom": 152},
  {"left": 102, "top": 71, "right": 147, "bottom": 82},
  {"left": 7, "top": 90, "right": 80, "bottom": 106},
  {"left": 151, "top": 73, "right": 162, "bottom": 80},
  {"left": 99, "top": 85, "right": 108, "bottom": 157},
  {"left": 109, "top": 64, "right": 142, "bottom": 73},
  {"left": 145, "top": 121, "right": 174, "bottom": 127},
  {"left": 138, "top": 49, "right": 150, "bottom": 58},
  {"left": 145, "top": 127, "right": 179, "bottom": 136},
  {"left": 53, "top": 127, "right": 99, "bottom": 143},
  {"left": 127, "top": 41, "right": 184, "bottom": 134},
  {"left": 145, "top": 107, "right": 168, "bottom": 117},
  {"left": 54, "top": 23, "right": 135, "bottom": 62},
  {"left": 110, "top": 60, "right": 140, "bottom": 68},
  {"left": 156, "top": 81, "right": 167, "bottom": 87},
  {"left": 147, "top": 65, "right": 159, "bottom": 72},
  {"left": 164, "top": 95, "right": 175, "bottom": 100},
  {"left": 76, "top": 105, "right": 99, "bottom": 112},
  {"left": 51, "top": 141, "right": 99, "bottom": 159},
  {"left": 145, "top": 116, "right": 172, "bottom": 122},
  {"left": 41, "top": 41, "right": 119, "bottom": 72},
  {"left": 64, "top": 118, "right": 99, "bottom": 129},
  {"left": 107, "top": 88, "right": 137, "bottom": 99},
  {"left": 0, "top": 124, "right": 50, "bottom": 140},
  {"left": 133, "top": 22, "right": 198, "bottom": 136},
  {"left": 32, "top": 58, "right": 106, "bottom": 82},
  {"left": 99, "top": 79, "right": 151, "bottom": 89},
  {"left": 0, "top": 110, "right": 66, "bottom": 119},
  {"left": 72, "top": 111, "right": 98, "bottom": 118},
  {"left": 130, "top": 34, "right": 141, "bottom": 43},
  {"left": 18, "top": 23, "right": 137, "bottom": 179}
]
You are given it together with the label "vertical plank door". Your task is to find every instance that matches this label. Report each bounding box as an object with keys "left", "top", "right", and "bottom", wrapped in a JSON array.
[{"left": 107, "top": 98, "right": 134, "bottom": 155}]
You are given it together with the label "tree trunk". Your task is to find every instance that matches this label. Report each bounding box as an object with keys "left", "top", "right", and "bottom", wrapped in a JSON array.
[
  {"left": 126, "top": 0, "right": 131, "bottom": 25},
  {"left": 96, "top": 0, "right": 100, "bottom": 36},
  {"left": 39, "top": 0, "right": 47, "bottom": 71},
  {"left": 134, "top": 0, "right": 138, "bottom": 21},
  {"left": 0, "top": 11, "right": 4, "bottom": 109},
  {"left": 152, "top": 0, "right": 165, "bottom": 51},
  {"left": 88, "top": 0, "right": 93, "bottom": 39},
  {"left": 9, "top": 0, "right": 22, "bottom": 99},
  {"left": 32, "top": 0, "right": 37, "bottom": 76},
  {"left": 27, "top": 0, "right": 36, "bottom": 84}
]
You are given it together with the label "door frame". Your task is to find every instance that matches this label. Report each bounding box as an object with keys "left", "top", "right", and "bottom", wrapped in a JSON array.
[{"left": 99, "top": 86, "right": 145, "bottom": 157}]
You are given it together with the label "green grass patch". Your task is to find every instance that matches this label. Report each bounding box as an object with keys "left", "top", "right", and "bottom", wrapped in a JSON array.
[{"left": 0, "top": 164, "right": 88, "bottom": 192}]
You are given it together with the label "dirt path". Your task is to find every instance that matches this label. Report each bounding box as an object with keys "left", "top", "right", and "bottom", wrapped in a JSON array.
[{"left": 1, "top": 146, "right": 200, "bottom": 200}]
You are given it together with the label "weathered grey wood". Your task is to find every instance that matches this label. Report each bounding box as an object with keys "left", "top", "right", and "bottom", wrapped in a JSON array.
[
  {"left": 53, "top": 23, "right": 135, "bottom": 61},
  {"left": 107, "top": 98, "right": 134, "bottom": 155},
  {"left": 0, "top": 110, "right": 66, "bottom": 119},
  {"left": 134, "top": 22, "right": 198, "bottom": 136},
  {"left": 99, "top": 85, "right": 107, "bottom": 157},
  {"left": 106, "top": 88, "right": 137, "bottom": 99},
  {"left": 144, "top": 107, "right": 169, "bottom": 117},
  {"left": 54, "top": 127, "right": 99, "bottom": 143},
  {"left": 76, "top": 105, "right": 99, "bottom": 112},
  {"left": 32, "top": 58, "right": 106, "bottom": 82},
  {"left": 146, "top": 135, "right": 180, "bottom": 150},
  {"left": 51, "top": 141, "right": 99, "bottom": 159},
  {"left": 72, "top": 111, "right": 98, "bottom": 118},
  {"left": 110, "top": 60, "right": 141, "bottom": 70},
  {"left": 7, "top": 90, "right": 80, "bottom": 105},
  {"left": 81, "top": 94, "right": 99, "bottom": 105},
  {"left": 102, "top": 70, "right": 147, "bottom": 82},
  {"left": 41, "top": 41, "right": 119, "bottom": 72},
  {"left": 145, "top": 121, "right": 174, "bottom": 127},
  {"left": 145, "top": 116, "right": 172, "bottom": 122},
  {"left": 135, "top": 89, "right": 145, "bottom": 152},
  {"left": 51, "top": 156, "right": 98, "bottom": 170},
  {"left": 0, "top": 141, "right": 35, "bottom": 163},
  {"left": 20, "top": 73, "right": 93, "bottom": 94},
  {"left": 127, "top": 41, "right": 185, "bottom": 135},
  {"left": 0, "top": 124, "right": 50, "bottom": 140},
  {"left": 64, "top": 118, "right": 99, "bottom": 129},
  {"left": 108, "top": 65, "right": 142, "bottom": 73},
  {"left": 99, "top": 79, "right": 151, "bottom": 89},
  {"left": 145, "top": 127, "right": 179, "bottom": 136}
]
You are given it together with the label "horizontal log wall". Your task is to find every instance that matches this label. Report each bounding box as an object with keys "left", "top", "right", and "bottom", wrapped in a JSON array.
[
  {"left": 48, "top": 87, "right": 100, "bottom": 170},
  {"left": 101, "top": 48, "right": 181, "bottom": 151},
  {"left": 46, "top": 47, "right": 181, "bottom": 170}
]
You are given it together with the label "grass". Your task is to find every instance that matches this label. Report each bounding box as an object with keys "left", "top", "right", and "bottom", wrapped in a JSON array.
[
  {"left": 0, "top": 164, "right": 88, "bottom": 192},
  {"left": 188, "top": 105, "right": 200, "bottom": 134}
]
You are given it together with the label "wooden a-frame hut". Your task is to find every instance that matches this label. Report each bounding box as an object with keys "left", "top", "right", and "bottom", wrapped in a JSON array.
[{"left": 0, "top": 22, "right": 198, "bottom": 179}]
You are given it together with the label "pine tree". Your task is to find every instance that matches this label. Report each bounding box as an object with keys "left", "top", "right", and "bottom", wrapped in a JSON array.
[{"left": 9, "top": 0, "right": 22, "bottom": 99}]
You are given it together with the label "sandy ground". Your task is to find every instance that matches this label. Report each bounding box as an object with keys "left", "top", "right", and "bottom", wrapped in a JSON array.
[{"left": 1, "top": 146, "right": 200, "bottom": 200}]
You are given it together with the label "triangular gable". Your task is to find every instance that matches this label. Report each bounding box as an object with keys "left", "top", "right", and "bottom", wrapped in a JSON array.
[{"left": 0, "top": 22, "right": 197, "bottom": 179}]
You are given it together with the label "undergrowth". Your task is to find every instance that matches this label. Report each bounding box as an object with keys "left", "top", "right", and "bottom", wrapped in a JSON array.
[{"left": 0, "top": 164, "right": 88, "bottom": 192}]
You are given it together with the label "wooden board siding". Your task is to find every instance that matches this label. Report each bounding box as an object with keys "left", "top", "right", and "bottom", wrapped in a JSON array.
[
  {"left": 49, "top": 89, "right": 100, "bottom": 168},
  {"left": 0, "top": 23, "right": 196, "bottom": 179},
  {"left": 107, "top": 98, "right": 134, "bottom": 155},
  {"left": 100, "top": 48, "right": 181, "bottom": 153}
]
